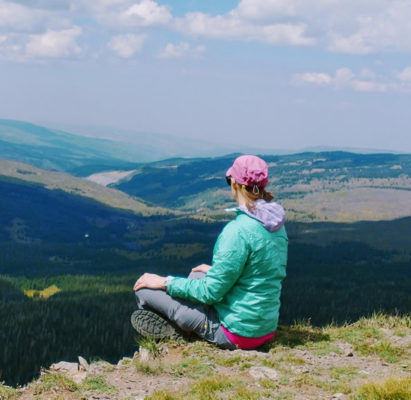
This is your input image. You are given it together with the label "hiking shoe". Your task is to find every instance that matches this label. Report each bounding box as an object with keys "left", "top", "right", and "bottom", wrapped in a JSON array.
[{"left": 131, "top": 309, "right": 184, "bottom": 340}]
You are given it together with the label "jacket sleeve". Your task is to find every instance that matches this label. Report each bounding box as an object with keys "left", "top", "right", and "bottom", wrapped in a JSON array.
[{"left": 168, "top": 221, "right": 249, "bottom": 305}]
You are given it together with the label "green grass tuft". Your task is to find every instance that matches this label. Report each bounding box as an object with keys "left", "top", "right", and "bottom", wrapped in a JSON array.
[
  {"left": 80, "top": 374, "right": 118, "bottom": 395},
  {"left": 144, "top": 391, "right": 180, "bottom": 400},
  {"left": 137, "top": 336, "right": 165, "bottom": 359},
  {"left": 354, "top": 376, "right": 411, "bottom": 400},
  {"left": 134, "top": 359, "right": 164, "bottom": 375},
  {"left": 170, "top": 358, "right": 212, "bottom": 378},
  {"left": 0, "top": 383, "right": 19, "bottom": 399},
  {"left": 33, "top": 372, "right": 78, "bottom": 395},
  {"left": 273, "top": 321, "right": 330, "bottom": 348},
  {"left": 191, "top": 375, "right": 233, "bottom": 398}
]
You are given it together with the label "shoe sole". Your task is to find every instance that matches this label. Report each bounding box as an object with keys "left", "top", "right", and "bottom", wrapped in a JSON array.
[{"left": 131, "top": 309, "right": 184, "bottom": 340}]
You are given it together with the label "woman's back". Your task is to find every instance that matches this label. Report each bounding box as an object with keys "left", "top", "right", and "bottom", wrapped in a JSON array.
[{"left": 213, "top": 211, "right": 288, "bottom": 337}]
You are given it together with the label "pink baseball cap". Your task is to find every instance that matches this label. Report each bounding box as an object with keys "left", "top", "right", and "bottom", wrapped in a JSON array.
[{"left": 226, "top": 155, "right": 269, "bottom": 188}]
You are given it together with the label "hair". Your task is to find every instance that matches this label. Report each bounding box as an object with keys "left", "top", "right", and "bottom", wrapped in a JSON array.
[{"left": 234, "top": 183, "right": 274, "bottom": 210}]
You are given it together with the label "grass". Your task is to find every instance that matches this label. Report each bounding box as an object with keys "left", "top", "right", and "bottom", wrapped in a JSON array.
[
  {"left": 145, "top": 375, "right": 266, "bottom": 400},
  {"left": 32, "top": 371, "right": 118, "bottom": 397},
  {"left": 170, "top": 358, "right": 213, "bottom": 378},
  {"left": 137, "top": 336, "right": 166, "bottom": 359},
  {"left": 0, "top": 383, "right": 19, "bottom": 399},
  {"left": 364, "top": 341, "right": 404, "bottom": 363},
  {"left": 272, "top": 320, "right": 330, "bottom": 348},
  {"left": 23, "top": 284, "right": 61, "bottom": 299},
  {"left": 33, "top": 373, "right": 78, "bottom": 395},
  {"left": 326, "top": 313, "right": 409, "bottom": 363},
  {"left": 79, "top": 375, "right": 118, "bottom": 395},
  {"left": 354, "top": 376, "right": 411, "bottom": 400},
  {"left": 213, "top": 354, "right": 254, "bottom": 369},
  {"left": 134, "top": 359, "right": 164, "bottom": 375}
]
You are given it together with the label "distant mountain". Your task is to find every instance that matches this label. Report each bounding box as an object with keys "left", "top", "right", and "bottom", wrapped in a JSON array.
[
  {"left": 300, "top": 145, "right": 405, "bottom": 154},
  {"left": 0, "top": 119, "right": 149, "bottom": 173},
  {"left": 41, "top": 122, "right": 294, "bottom": 159},
  {"left": 0, "top": 158, "right": 171, "bottom": 216},
  {"left": 0, "top": 119, "right": 289, "bottom": 175},
  {"left": 112, "top": 151, "right": 411, "bottom": 222}
]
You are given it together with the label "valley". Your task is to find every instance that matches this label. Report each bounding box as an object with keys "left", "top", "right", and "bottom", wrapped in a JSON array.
[{"left": 0, "top": 121, "right": 410, "bottom": 388}]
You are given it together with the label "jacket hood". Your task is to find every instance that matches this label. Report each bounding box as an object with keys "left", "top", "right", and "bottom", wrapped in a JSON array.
[{"left": 238, "top": 199, "right": 286, "bottom": 232}]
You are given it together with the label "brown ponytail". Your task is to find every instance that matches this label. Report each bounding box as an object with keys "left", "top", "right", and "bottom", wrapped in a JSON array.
[{"left": 234, "top": 183, "right": 275, "bottom": 210}]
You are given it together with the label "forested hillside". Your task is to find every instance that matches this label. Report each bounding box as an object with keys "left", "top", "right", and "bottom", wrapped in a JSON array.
[{"left": 113, "top": 151, "right": 411, "bottom": 222}]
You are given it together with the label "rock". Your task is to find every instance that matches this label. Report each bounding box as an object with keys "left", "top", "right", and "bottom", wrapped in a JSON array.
[
  {"left": 78, "top": 356, "right": 89, "bottom": 371},
  {"left": 50, "top": 361, "right": 78, "bottom": 373},
  {"left": 249, "top": 366, "right": 279, "bottom": 380},
  {"left": 139, "top": 348, "right": 151, "bottom": 362},
  {"left": 291, "top": 366, "right": 310, "bottom": 374},
  {"left": 49, "top": 361, "right": 87, "bottom": 384},
  {"left": 345, "top": 351, "right": 354, "bottom": 357},
  {"left": 332, "top": 393, "right": 344, "bottom": 399}
]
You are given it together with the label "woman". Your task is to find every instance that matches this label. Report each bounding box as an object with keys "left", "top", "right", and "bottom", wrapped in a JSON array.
[{"left": 132, "top": 155, "right": 288, "bottom": 350}]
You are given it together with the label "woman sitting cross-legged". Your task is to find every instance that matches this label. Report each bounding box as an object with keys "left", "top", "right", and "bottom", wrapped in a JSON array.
[{"left": 132, "top": 155, "right": 288, "bottom": 350}]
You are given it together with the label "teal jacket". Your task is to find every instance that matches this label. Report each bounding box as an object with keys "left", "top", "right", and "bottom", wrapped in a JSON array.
[{"left": 168, "top": 200, "right": 288, "bottom": 337}]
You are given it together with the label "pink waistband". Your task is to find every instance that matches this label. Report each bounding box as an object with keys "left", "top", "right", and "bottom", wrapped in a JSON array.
[{"left": 221, "top": 326, "right": 275, "bottom": 350}]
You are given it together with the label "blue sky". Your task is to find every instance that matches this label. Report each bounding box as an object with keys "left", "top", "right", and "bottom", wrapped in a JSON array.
[{"left": 0, "top": 0, "right": 410, "bottom": 152}]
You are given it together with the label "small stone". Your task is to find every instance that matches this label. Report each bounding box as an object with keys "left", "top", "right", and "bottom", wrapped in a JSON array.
[
  {"left": 291, "top": 366, "right": 309, "bottom": 374},
  {"left": 133, "top": 351, "right": 139, "bottom": 359},
  {"left": 401, "top": 364, "right": 408, "bottom": 369},
  {"left": 78, "top": 356, "right": 89, "bottom": 371},
  {"left": 139, "top": 348, "right": 150, "bottom": 362},
  {"left": 332, "top": 393, "right": 344, "bottom": 399},
  {"left": 382, "top": 362, "right": 389, "bottom": 367},
  {"left": 345, "top": 351, "right": 354, "bottom": 357},
  {"left": 249, "top": 366, "right": 279, "bottom": 380},
  {"left": 359, "top": 370, "right": 369, "bottom": 375}
]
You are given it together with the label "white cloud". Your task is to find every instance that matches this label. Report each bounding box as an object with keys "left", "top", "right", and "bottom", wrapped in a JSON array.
[
  {"left": 398, "top": 67, "right": 411, "bottom": 81},
  {"left": 0, "top": 0, "right": 51, "bottom": 32},
  {"left": 175, "top": 11, "right": 315, "bottom": 46},
  {"left": 236, "top": 0, "right": 295, "bottom": 21},
  {"left": 294, "top": 72, "right": 331, "bottom": 86},
  {"left": 158, "top": 42, "right": 205, "bottom": 59},
  {"left": 174, "top": 0, "right": 411, "bottom": 54},
  {"left": 294, "top": 67, "right": 389, "bottom": 93},
  {"left": 3, "top": 0, "right": 411, "bottom": 59},
  {"left": 89, "top": 0, "right": 171, "bottom": 28},
  {"left": 25, "top": 26, "right": 82, "bottom": 58},
  {"left": 123, "top": 0, "right": 171, "bottom": 26},
  {"left": 108, "top": 33, "right": 145, "bottom": 57},
  {"left": 350, "top": 80, "right": 387, "bottom": 92},
  {"left": 9, "top": 0, "right": 72, "bottom": 11}
]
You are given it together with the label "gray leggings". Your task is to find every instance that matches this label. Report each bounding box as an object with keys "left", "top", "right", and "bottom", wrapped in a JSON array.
[{"left": 134, "top": 271, "right": 235, "bottom": 349}]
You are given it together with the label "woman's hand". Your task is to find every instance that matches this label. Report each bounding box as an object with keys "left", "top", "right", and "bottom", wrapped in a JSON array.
[
  {"left": 133, "top": 273, "right": 166, "bottom": 291},
  {"left": 191, "top": 264, "right": 212, "bottom": 274}
]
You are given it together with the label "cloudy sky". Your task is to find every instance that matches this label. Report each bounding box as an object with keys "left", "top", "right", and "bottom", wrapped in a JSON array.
[{"left": 1, "top": 0, "right": 410, "bottom": 152}]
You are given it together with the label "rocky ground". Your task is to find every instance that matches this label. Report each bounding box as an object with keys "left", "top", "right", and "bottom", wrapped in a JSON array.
[{"left": 1, "top": 314, "right": 410, "bottom": 400}]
